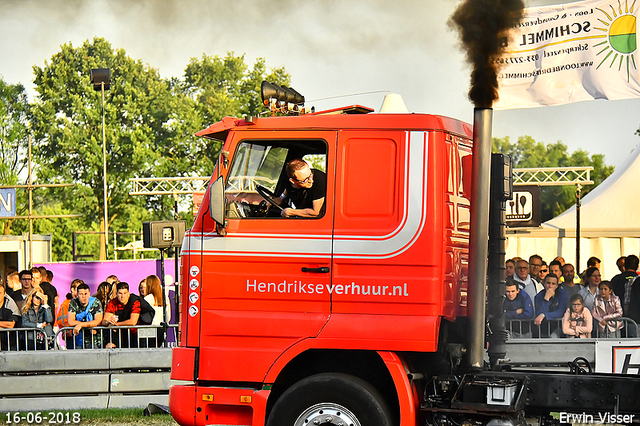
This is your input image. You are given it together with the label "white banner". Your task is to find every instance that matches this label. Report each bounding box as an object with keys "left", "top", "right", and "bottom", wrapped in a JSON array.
[
  {"left": 595, "top": 340, "right": 640, "bottom": 373},
  {"left": 495, "top": 0, "right": 640, "bottom": 109}
]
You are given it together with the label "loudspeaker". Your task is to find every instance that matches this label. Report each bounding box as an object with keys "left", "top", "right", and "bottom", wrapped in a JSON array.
[{"left": 143, "top": 221, "right": 186, "bottom": 249}]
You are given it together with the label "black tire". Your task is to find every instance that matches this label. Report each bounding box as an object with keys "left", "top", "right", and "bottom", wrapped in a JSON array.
[{"left": 266, "top": 372, "right": 394, "bottom": 426}]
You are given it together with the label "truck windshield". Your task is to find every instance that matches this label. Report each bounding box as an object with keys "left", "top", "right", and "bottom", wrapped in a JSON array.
[{"left": 227, "top": 143, "right": 284, "bottom": 194}]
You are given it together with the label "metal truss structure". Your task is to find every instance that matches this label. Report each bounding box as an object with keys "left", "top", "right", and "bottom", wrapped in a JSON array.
[
  {"left": 129, "top": 177, "right": 210, "bottom": 196},
  {"left": 513, "top": 166, "right": 593, "bottom": 186},
  {"left": 130, "top": 166, "right": 595, "bottom": 197}
]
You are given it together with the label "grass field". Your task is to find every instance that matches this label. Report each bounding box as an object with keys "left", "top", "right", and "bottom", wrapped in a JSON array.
[
  {"left": 79, "top": 408, "right": 178, "bottom": 425},
  {"left": 4, "top": 409, "right": 179, "bottom": 426}
]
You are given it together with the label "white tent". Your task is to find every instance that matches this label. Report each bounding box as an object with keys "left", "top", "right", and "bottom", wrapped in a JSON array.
[{"left": 507, "top": 142, "right": 640, "bottom": 279}]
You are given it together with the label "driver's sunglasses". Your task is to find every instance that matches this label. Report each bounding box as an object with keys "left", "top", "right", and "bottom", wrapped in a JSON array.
[{"left": 295, "top": 170, "right": 314, "bottom": 184}]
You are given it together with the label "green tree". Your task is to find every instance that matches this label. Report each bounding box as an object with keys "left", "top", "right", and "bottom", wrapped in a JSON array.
[
  {"left": 179, "top": 53, "right": 290, "bottom": 174},
  {"left": 0, "top": 78, "right": 30, "bottom": 235},
  {"left": 30, "top": 37, "right": 184, "bottom": 260},
  {"left": 493, "top": 136, "right": 615, "bottom": 221},
  {"left": 27, "top": 40, "right": 291, "bottom": 261}
]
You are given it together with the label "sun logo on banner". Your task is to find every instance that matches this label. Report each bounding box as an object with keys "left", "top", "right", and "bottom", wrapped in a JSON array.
[{"left": 594, "top": 0, "right": 637, "bottom": 81}]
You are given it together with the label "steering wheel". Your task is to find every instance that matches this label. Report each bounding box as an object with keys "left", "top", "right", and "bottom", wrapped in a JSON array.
[{"left": 256, "top": 185, "right": 283, "bottom": 211}]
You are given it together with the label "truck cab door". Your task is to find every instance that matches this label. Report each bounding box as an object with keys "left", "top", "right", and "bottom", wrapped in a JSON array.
[
  {"left": 325, "top": 130, "right": 441, "bottom": 352},
  {"left": 197, "top": 130, "right": 336, "bottom": 383}
]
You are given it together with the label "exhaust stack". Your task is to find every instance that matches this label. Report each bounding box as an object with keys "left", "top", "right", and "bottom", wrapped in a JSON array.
[{"left": 467, "top": 108, "right": 493, "bottom": 369}]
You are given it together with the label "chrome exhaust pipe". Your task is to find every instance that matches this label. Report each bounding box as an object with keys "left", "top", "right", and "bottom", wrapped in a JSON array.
[{"left": 467, "top": 107, "right": 493, "bottom": 370}]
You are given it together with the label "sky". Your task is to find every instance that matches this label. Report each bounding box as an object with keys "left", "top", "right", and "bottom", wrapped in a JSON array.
[{"left": 0, "top": 0, "right": 638, "bottom": 170}]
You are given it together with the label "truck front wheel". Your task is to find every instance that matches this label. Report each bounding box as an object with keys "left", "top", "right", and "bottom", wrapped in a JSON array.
[{"left": 266, "top": 372, "right": 393, "bottom": 426}]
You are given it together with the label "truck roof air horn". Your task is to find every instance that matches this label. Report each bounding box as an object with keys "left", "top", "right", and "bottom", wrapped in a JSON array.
[{"left": 261, "top": 81, "right": 310, "bottom": 115}]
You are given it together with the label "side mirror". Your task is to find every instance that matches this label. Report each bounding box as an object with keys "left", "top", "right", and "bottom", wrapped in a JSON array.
[{"left": 209, "top": 176, "right": 226, "bottom": 227}]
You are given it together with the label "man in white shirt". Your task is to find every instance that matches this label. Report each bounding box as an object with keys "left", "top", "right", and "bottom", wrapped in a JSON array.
[{"left": 512, "top": 259, "right": 542, "bottom": 309}]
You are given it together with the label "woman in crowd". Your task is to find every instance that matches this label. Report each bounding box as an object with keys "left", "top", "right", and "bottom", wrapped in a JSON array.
[
  {"left": 21, "top": 286, "right": 55, "bottom": 350},
  {"left": 144, "top": 275, "right": 171, "bottom": 347},
  {"left": 106, "top": 275, "right": 119, "bottom": 301},
  {"left": 138, "top": 279, "right": 147, "bottom": 297},
  {"left": 579, "top": 267, "right": 601, "bottom": 311},
  {"left": 562, "top": 294, "right": 592, "bottom": 338},
  {"left": 93, "top": 281, "right": 115, "bottom": 347},
  {"left": 94, "top": 281, "right": 114, "bottom": 308},
  {"left": 145, "top": 275, "right": 171, "bottom": 324},
  {"left": 39, "top": 281, "right": 58, "bottom": 332}
]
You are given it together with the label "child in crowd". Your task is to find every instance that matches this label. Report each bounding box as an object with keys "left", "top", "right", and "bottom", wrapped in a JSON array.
[
  {"left": 562, "top": 294, "right": 592, "bottom": 338},
  {"left": 591, "top": 280, "right": 624, "bottom": 338}
]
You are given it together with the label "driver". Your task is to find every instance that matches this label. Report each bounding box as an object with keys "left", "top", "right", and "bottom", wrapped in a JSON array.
[{"left": 278, "top": 159, "right": 326, "bottom": 218}]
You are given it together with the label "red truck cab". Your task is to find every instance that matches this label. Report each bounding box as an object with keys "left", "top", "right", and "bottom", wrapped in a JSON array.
[{"left": 170, "top": 106, "right": 474, "bottom": 426}]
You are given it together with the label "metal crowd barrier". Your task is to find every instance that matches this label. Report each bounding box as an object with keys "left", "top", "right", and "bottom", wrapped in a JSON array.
[
  {"left": 55, "top": 325, "right": 179, "bottom": 349},
  {"left": 0, "top": 325, "right": 178, "bottom": 351},
  {"left": 506, "top": 317, "right": 639, "bottom": 339},
  {"left": 0, "top": 327, "right": 55, "bottom": 351}
]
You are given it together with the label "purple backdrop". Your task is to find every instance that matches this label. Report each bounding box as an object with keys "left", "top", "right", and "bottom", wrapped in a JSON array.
[
  {"left": 35, "top": 259, "right": 176, "bottom": 295},
  {"left": 33, "top": 259, "right": 178, "bottom": 324}
]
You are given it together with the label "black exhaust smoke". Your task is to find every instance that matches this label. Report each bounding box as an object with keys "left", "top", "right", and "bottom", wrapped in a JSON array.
[{"left": 450, "top": 0, "right": 524, "bottom": 108}]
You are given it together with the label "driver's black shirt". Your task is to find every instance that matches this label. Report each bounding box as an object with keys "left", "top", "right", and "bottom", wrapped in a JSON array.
[{"left": 285, "top": 169, "right": 327, "bottom": 213}]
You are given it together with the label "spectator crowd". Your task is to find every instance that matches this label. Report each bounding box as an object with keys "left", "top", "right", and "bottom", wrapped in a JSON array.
[
  {"left": 505, "top": 254, "right": 640, "bottom": 338},
  {"left": 2, "top": 254, "right": 638, "bottom": 349},
  {"left": 0, "top": 267, "right": 172, "bottom": 351}
]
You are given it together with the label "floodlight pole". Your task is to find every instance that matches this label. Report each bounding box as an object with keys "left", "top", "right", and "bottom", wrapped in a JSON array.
[
  {"left": 159, "top": 247, "right": 168, "bottom": 345},
  {"left": 92, "top": 68, "right": 111, "bottom": 260},
  {"left": 101, "top": 80, "right": 109, "bottom": 260},
  {"left": 28, "top": 135, "right": 33, "bottom": 268}
]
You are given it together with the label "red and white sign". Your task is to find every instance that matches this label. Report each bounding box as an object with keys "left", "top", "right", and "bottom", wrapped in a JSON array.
[{"left": 595, "top": 340, "right": 640, "bottom": 373}]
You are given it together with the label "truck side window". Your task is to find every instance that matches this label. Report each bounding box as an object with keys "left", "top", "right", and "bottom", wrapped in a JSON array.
[
  {"left": 224, "top": 140, "right": 327, "bottom": 219},
  {"left": 302, "top": 154, "right": 326, "bottom": 173}
]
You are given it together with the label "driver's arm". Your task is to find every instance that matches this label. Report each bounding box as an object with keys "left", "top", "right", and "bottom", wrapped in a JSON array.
[
  {"left": 282, "top": 197, "right": 324, "bottom": 218},
  {"left": 273, "top": 190, "right": 288, "bottom": 206},
  {"left": 226, "top": 192, "right": 264, "bottom": 205}
]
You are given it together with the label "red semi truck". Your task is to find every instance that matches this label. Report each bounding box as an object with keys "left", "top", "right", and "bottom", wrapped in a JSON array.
[{"left": 169, "top": 85, "right": 640, "bottom": 426}]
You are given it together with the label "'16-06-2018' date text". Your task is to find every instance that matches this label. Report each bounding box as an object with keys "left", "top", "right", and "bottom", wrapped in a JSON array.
[{"left": 5, "top": 412, "right": 80, "bottom": 424}]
